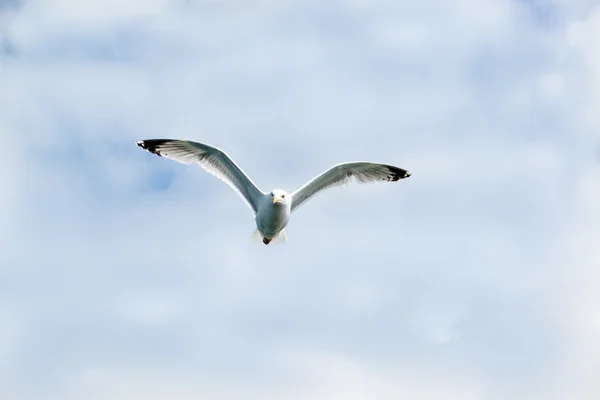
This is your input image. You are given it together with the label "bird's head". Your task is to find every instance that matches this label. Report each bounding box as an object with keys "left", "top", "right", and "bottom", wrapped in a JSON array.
[{"left": 270, "top": 189, "right": 289, "bottom": 206}]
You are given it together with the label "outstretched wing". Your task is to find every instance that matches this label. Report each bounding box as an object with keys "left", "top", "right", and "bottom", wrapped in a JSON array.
[
  {"left": 137, "top": 139, "right": 265, "bottom": 214},
  {"left": 290, "top": 161, "right": 411, "bottom": 212}
]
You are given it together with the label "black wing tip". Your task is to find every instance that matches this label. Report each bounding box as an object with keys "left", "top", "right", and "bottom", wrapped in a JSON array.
[
  {"left": 387, "top": 166, "right": 411, "bottom": 181},
  {"left": 136, "top": 139, "right": 173, "bottom": 156}
]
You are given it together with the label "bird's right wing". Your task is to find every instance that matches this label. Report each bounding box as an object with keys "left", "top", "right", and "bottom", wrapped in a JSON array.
[
  {"left": 290, "top": 161, "right": 411, "bottom": 212},
  {"left": 137, "top": 139, "right": 265, "bottom": 214}
]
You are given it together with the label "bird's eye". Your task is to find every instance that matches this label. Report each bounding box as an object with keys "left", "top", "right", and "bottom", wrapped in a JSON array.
[
  {"left": 271, "top": 193, "right": 274, "bottom": 197},
  {"left": 282, "top": 194, "right": 285, "bottom": 198}
]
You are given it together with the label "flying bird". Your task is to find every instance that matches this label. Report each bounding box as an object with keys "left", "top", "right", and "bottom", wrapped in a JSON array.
[{"left": 136, "top": 139, "right": 411, "bottom": 245}]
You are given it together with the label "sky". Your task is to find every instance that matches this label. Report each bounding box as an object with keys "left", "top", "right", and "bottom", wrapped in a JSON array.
[{"left": 1, "top": 0, "right": 599, "bottom": 399}]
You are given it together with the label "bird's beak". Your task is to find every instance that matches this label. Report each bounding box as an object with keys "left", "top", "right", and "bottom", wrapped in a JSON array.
[{"left": 273, "top": 197, "right": 281, "bottom": 204}]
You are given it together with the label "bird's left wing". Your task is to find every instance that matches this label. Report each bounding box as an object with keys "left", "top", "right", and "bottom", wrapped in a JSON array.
[
  {"left": 290, "top": 161, "right": 411, "bottom": 212},
  {"left": 137, "top": 139, "right": 265, "bottom": 214}
]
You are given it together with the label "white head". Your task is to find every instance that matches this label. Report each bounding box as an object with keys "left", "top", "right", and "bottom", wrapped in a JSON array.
[{"left": 270, "top": 189, "right": 290, "bottom": 206}]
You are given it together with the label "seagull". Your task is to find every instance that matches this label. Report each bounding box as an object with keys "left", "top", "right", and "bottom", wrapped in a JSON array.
[{"left": 136, "top": 139, "right": 411, "bottom": 245}]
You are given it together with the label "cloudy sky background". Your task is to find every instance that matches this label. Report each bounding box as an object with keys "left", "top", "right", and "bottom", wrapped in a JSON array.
[{"left": 1, "top": 0, "right": 599, "bottom": 398}]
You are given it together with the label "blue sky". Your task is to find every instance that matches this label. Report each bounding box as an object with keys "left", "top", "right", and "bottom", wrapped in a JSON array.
[{"left": 1, "top": 0, "right": 599, "bottom": 399}]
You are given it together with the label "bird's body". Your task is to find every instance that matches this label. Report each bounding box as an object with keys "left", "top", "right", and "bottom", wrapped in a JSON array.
[
  {"left": 136, "top": 139, "right": 411, "bottom": 245},
  {"left": 255, "top": 189, "right": 291, "bottom": 243}
]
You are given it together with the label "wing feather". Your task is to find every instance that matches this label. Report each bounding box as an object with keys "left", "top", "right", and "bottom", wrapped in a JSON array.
[
  {"left": 290, "top": 162, "right": 411, "bottom": 212},
  {"left": 137, "top": 139, "right": 265, "bottom": 214}
]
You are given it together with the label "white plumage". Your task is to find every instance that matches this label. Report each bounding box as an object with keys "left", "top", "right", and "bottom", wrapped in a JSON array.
[{"left": 137, "top": 139, "right": 411, "bottom": 245}]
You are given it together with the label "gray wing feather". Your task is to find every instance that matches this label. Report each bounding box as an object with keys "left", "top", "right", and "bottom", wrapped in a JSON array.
[
  {"left": 290, "top": 162, "right": 411, "bottom": 212},
  {"left": 137, "top": 139, "right": 265, "bottom": 214}
]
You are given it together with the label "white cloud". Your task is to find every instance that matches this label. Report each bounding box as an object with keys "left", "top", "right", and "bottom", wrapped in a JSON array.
[
  {"left": 537, "top": 72, "right": 566, "bottom": 99},
  {"left": 27, "top": 0, "right": 173, "bottom": 23},
  {"left": 0, "top": 123, "right": 19, "bottom": 244},
  {"left": 58, "top": 350, "right": 484, "bottom": 400},
  {"left": 566, "top": 5, "right": 600, "bottom": 132}
]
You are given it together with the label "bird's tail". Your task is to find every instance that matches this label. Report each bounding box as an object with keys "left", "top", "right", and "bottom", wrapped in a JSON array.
[
  {"left": 272, "top": 229, "right": 288, "bottom": 244},
  {"left": 249, "top": 229, "right": 263, "bottom": 243},
  {"left": 249, "top": 229, "right": 288, "bottom": 245}
]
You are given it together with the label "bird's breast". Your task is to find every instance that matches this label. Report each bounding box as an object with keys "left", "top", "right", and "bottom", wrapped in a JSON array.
[{"left": 256, "top": 204, "right": 290, "bottom": 237}]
